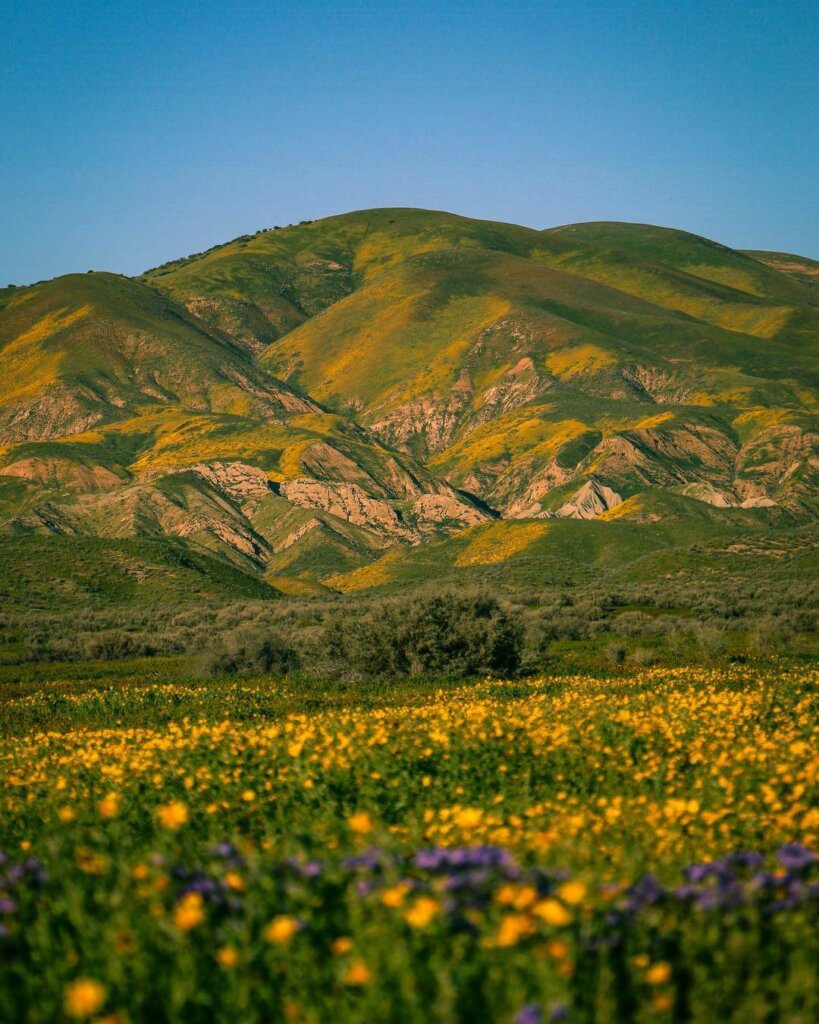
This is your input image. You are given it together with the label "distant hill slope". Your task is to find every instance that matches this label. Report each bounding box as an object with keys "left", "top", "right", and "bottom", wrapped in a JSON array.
[
  {"left": 0, "top": 272, "right": 326, "bottom": 445},
  {"left": 147, "top": 210, "right": 816, "bottom": 519},
  {"left": 0, "top": 534, "right": 277, "bottom": 610},
  {"left": 2, "top": 209, "right": 817, "bottom": 591}
]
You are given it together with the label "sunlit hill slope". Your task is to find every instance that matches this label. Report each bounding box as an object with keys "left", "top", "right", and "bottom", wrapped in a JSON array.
[{"left": 1, "top": 208, "right": 816, "bottom": 593}]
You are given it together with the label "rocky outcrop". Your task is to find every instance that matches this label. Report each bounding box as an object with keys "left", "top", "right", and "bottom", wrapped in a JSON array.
[
  {"left": 734, "top": 422, "right": 818, "bottom": 501},
  {"left": 621, "top": 364, "right": 692, "bottom": 405},
  {"left": 298, "top": 442, "right": 386, "bottom": 493},
  {"left": 554, "top": 479, "right": 623, "bottom": 520},
  {"left": 0, "top": 387, "right": 111, "bottom": 444},
  {"left": 0, "top": 456, "right": 123, "bottom": 492},
  {"left": 183, "top": 462, "right": 273, "bottom": 515},
  {"left": 410, "top": 493, "right": 491, "bottom": 532},
  {"left": 273, "top": 518, "right": 322, "bottom": 554},
  {"left": 472, "top": 358, "right": 552, "bottom": 428},
  {"left": 279, "top": 479, "right": 417, "bottom": 543},
  {"left": 679, "top": 482, "right": 737, "bottom": 508},
  {"left": 370, "top": 375, "right": 474, "bottom": 459}
]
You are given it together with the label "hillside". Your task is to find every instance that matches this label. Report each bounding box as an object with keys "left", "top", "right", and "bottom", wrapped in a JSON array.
[{"left": 2, "top": 209, "right": 817, "bottom": 591}]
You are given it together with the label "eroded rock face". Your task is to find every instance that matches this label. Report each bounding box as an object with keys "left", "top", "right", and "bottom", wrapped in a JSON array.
[
  {"left": 679, "top": 482, "right": 737, "bottom": 508},
  {"left": 13, "top": 481, "right": 271, "bottom": 566},
  {"left": 472, "top": 358, "right": 553, "bottom": 429},
  {"left": 590, "top": 425, "right": 737, "bottom": 490},
  {"left": 735, "top": 423, "right": 818, "bottom": 500},
  {"left": 621, "top": 364, "right": 692, "bottom": 405},
  {"left": 554, "top": 479, "right": 623, "bottom": 520},
  {"left": 184, "top": 462, "right": 273, "bottom": 515},
  {"left": 370, "top": 384, "right": 474, "bottom": 460},
  {"left": 279, "top": 479, "right": 417, "bottom": 543},
  {"left": 298, "top": 442, "right": 386, "bottom": 494},
  {"left": 410, "top": 493, "right": 490, "bottom": 532},
  {"left": 0, "top": 387, "right": 110, "bottom": 444},
  {"left": 0, "top": 457, "right": 122, "bottom": 492},
  {"left": 273, "top": 518, "right": 322, "bottom": 554}
]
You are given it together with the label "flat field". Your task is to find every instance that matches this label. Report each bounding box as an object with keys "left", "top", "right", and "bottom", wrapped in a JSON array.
[{"left": 0, "top": 665, "right": 817, "bottom": 1023}]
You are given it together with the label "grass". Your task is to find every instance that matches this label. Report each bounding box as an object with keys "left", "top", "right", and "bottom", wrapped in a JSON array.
[
  {"left": 0, "top": 536, "right": 277, "bottom": 611},
  {"left": 0, "top": 663, "right": 816, "bottom": 1022}
]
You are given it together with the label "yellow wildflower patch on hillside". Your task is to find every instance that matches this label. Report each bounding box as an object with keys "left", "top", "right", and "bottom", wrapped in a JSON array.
[
  {"left": 454, "top": 522, "right": 551, "bottom": 566},
  {"left": 545, "top": 344, "right": 617, "bottom": 379}
]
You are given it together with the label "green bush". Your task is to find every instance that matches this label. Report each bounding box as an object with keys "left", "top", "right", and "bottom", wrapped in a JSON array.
[
  {"left": 200, "top": 625, "right": 299, "bottom": 676},
  {"left": 327, "top": 591, "right": 523, "bottom": 679}
]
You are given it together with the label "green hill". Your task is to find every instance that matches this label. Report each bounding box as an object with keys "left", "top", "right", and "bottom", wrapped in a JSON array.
[{"left": 2, "top": 209, "right": 817, "bottom": 594}]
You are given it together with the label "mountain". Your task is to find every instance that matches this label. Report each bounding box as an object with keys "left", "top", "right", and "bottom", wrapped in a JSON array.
[{"left": 2, "top": 209, "right": 816, "bottom": 593}]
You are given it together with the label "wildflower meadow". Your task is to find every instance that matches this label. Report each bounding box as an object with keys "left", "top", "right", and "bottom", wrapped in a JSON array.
[{"left": 1, "top": 665, "right": 817, "bottom": 1022}]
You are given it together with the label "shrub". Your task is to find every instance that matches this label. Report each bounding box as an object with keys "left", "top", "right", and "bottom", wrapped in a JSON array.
[
  {"left": 696, "top": 626, "right": 728, "bottom": 662},
  {"left": 200, "top": 625, "right": 298, "bottom": 676},
  {"left": 328, "top": 591, "right": 523, "bottom": 679},
  {"left": 606, "top": 643, "right": 627, "bottom": 666}
]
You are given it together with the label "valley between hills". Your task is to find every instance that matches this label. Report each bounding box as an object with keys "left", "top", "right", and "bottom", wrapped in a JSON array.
[{"left": 1, "top": 208, "right": 817, "bottom": 603}]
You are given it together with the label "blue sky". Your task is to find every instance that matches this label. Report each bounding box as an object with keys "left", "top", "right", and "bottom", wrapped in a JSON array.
[{"left": 1, "top": 0, "right": 817, "bottom": 284}]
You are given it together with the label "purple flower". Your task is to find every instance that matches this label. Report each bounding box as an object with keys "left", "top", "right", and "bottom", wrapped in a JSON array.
[
  {"left": 626, "top": 874, "right": 664, "bottom": 910},
  {"left": 300, "top": 860, "right": 324, "bottom": 878},
  {"left": 515, "top": 1005, "right": 542, "bottom": 1024},
  {"left": 343, "top": 851, "right": 384, "bottom": 872},
  {"left": 685, "top": 862, "right": 716, "bottom": 883},
  {"left": 777, "top": 843, "right": 815, "bottom": 872},
  {"left": 210, "top": 842, "right": 244, "bottom": 865},
  {"left": 414, "top": 846, "right": 514, "bottom": 872}
]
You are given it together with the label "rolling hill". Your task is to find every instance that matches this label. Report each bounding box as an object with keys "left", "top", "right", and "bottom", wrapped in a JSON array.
[{"left": 2, "top": 209, "right": 816, "bottom": 594}]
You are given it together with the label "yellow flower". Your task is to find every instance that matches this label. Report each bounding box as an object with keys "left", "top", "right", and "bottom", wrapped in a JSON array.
[
  {"left": 173, "top": 892, "right": 205, "bottom": 930},
  {"left": 495, "top": 884, "right": 518, "bottom": 905},
  {"left": 331, "top": 936, "right": 353, "bottom": 955},
  {"left": 533, "top": 899, "right": 572, "bottom": 927},
  {"left": 216, "top": 946, "right": 239, "bottom": 967},
  {"left": 98, "top": 793, "right": 119, "bottom": 819},
  {"left": 156, "top": 800, "right": 189, "bottom": 830},
  {"left": 343, "top": 960, "right": 372, "bottom": 986},
  {"left": 454, "top": 807, "right": 483, "bottom": 829},
  {"left": 224, "top": 871, "right": 245, "bottom": 892},
  {"left": 404, "top": 896, "right": 439, "bottom": 929},
  {"left": 63, "top": 978, "right": 106, "bottom": 1018},
  {"left": 241, "top": 789, "right": 256, "bottom": 803},
  {"left": 380, "top": 883, "right": 410, "bottom": 908},
  {"left": 646, "top": 961, "right": 672, "bottom": 986},
  {"left": 513, "top": 885, "right": 538, "bottom": 909},
  {"left": 58, "top": 806, "right": 75, "bottom": 823},
  {"left": 495, "top": 912, "right": 535, "bottom": 947},
  {"left": 652, "top": 993, "right": 674, "bottom": 1012},
  {"left": 347, "top": 812, "right": 374, "bottom": 835},
  {"left": 557, "top": 880, "right": 586, "bottom": 906},
  {"left": 264, "top": 915, "right": 299, "bottom": 944},
  {"left": 546, "top": 939, "right": 569, "bottom": 960}
]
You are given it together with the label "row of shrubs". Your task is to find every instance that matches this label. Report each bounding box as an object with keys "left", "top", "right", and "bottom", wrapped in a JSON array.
[
  {"left": 13, "top": 603, "right": 816, "bottom": 683},
  {"left": 6, "top": 572, "right": 816, "bottom": 678}
]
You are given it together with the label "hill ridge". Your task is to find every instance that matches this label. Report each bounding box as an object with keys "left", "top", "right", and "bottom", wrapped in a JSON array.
[{"left": 2, "top": 208, "right": 816, "bottom": 589}]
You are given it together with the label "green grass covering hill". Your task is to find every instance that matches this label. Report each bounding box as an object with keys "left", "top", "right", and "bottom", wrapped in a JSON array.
[
  {"left": 2, "top": 208, "right": 817, "bottom": 596},
  {"left": 0, "top": 272, "right": 318, "bottom": 446},
  {"left": 0, "top": 535, "right": 276, "bottom": 610}
]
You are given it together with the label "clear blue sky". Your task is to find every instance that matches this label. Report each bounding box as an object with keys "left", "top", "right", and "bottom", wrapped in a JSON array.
[{"left": 1, "top": 0, "right": 817, "bottom": 284}]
